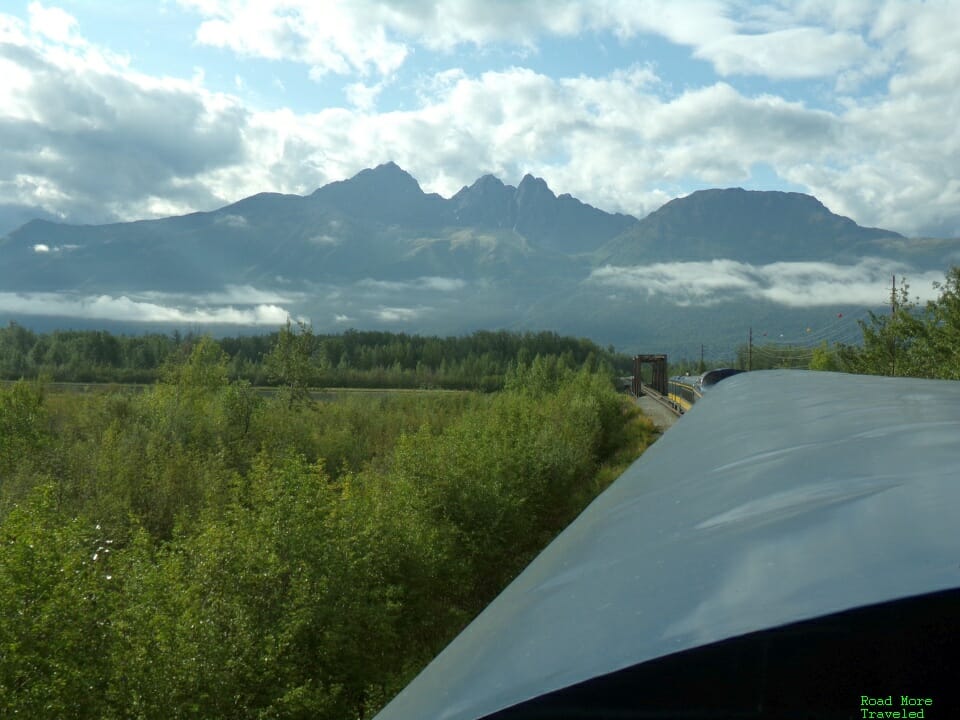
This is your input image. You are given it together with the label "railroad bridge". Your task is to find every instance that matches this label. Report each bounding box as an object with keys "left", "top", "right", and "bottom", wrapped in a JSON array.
[{"left": 631, "top": 353, "right": 668, "bottom": 396}]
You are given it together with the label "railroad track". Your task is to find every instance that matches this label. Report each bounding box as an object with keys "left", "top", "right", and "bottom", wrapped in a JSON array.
[{"left": 638, "top": 385, "right": 682, "bottom": 416}]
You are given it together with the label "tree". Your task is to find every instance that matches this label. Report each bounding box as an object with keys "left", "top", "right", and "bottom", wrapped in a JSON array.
[
  {"left": 159, "top": 335, "right": 229, "bottom": 391},
  {"left": 809, "top": 342, "right": 841, "bottom": 371},
  {"left": 830, "top": 267, "right": 960, "bottom": 379},
  {"left": 265, "top": 319, "right": 317, "bottom": 407},
  {"left": 837, "top": 277, "right": 926, "bottom": 376}
]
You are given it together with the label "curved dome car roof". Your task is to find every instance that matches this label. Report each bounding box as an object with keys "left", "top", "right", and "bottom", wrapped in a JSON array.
[
  {"left": 699, "top": 367, "right": 744, "bottom": 388},
  {"left": 373, "top": 370, "right": 960, "bottom": 720}
]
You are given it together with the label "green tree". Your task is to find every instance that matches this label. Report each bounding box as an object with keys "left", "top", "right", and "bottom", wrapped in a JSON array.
[
  {"left": 265, "top": 319, "right": 317, "bottom": 406},
  {"left": 809, "top": 342, "right": 842, "bottom": 371},
  {"left": 837, "top": 277, "right": 926, "bottom": 376}
]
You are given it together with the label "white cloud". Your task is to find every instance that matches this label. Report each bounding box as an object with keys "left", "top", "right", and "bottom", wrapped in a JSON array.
[
  {"left": 27, "top": 2, "right": 81, "bottom": 46},
  {"left": 698, "top": 27, "right": 869, "bottom": 79},
  {"left": 171, "top": 1, "right": 869, "bottom": 82},
  {"left": 334, "top": 313, "right": 351, "bottom": 323},
  {"left": 357, "top": 276, "right": 466, "bottom": 292},
  {"left": 181, "top": 0, "right": 408, "bottom": 78},
  {"left": 139, "top": 285, "right": 299, "bottom": 305},
  {"left": 0, "top": 11, "right": 248, "bottom": 222},
  {"left": 418, "top": 276, "right": 467, "bottom": 291},
  {"left": 2, "top": 1, "right": 960, "bottom": 241},
  {"left": 345, "top": 80, "right": 385, "bottom": 112},
  {"left": 590, "top": 258, "right": 946, "bottom": 308},
  {"left": 214, "top": 213, "right": 247, "bottom": 227},
  {"left": 0, "top": 292, "right": 291, "bottom": 324},
  {"left": 30, "top": 242, "right": 79, "bottom": 253},
  {"left": 372, "top": 306, "right": 425, "bottom": 322}
]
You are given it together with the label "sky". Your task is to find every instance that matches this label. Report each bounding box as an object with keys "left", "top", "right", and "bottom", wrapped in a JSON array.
[{"left": 1, "top": 0, "right": 959, "bottom": 240}]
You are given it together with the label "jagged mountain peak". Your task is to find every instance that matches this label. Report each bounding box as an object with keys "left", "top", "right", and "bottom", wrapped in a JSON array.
[
  {"left": 473, "top": 174, "right": 507, "bottom": 190},
  {"left": 338, "top": 161, "right": 424, "bottom": 194},
  {"left": 307, "top": 160, "right": 446, "bottom": 227},
  {"left": 456, "top": 173, "right": 509, "bottom": 196},
  {"left": 517, "top": 173, "right": 555, "bottom": 199}
]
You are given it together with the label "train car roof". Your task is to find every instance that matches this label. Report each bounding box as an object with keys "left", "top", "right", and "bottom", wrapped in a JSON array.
[
  {"left": 373, "top": 370, "right": 960, "bottom": 719},
  {"left": 699, "top": 367, "right": 744, "bottom": 387}
]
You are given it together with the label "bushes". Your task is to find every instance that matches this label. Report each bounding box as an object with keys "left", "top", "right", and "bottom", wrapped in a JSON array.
[
  {"left": 0, "top": 352, "right": 650, "bottom": 719},
  {"left": 0, "top": 380, "right": 49, "bottom": 479}
]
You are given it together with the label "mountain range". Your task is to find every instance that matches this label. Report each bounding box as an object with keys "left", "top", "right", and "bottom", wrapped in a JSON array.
[{"left": 2, "top": 162, "right": 959, "bottom": 360}]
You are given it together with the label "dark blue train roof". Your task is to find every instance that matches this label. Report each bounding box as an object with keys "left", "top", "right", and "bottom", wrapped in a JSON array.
[
  {"left": 373, "top": 371, "right": 960, "bottom": 719},
  {"left": 699, "top": 367, "right": 743, "bottom": 387}
]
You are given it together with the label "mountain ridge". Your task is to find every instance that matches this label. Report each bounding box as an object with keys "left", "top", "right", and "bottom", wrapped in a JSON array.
[
  {"left": 3, "top": 162, "right": 954, "bottom": 358},
  {"left": 599, "top": 186, "right": 904, "bottom": 265}
]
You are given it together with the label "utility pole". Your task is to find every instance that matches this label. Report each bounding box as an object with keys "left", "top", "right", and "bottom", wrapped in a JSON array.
[
  {"left": 891, "top": 275, "right": 897, "bottom": 376},
  {"left": 748, "top": 327, "right": 753, "bottom": 371}
]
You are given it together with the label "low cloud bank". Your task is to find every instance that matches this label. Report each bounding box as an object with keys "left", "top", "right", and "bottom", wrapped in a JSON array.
[
  {"left": 357, "top": 276, "right": 467, "bottom": 292},
  {"left": 139, "top": 285, "right": 301, "bottom": 306},
  {"left": 0, "top": 291, "right": 292, "bottom": 325},
  {"left": 590, "top": 258, "right": 946, "bottom": 307},
  {"left": 371, "top": 306, "right": 428, "bottom": 322},
  {"left": 33, "top": 243, "right": 80, "bottom": 253}
]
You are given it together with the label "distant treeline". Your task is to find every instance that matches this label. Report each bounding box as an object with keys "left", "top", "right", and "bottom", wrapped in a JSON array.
[{"left": 0, "top": 323, "right": 632, "bottom": 390}]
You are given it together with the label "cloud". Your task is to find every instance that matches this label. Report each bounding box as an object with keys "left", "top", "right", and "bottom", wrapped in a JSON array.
[
  {"left": 418, "top": 276, "right": 467, "bottom": 291},
  {"left": 696, "top": 27, "right": 870, "bottom": 79},
  {"left": 0, "top": 7, "right": 248, "bottom": 223},
  {"left": 139, "top": 285, "right": 300, "bottom": 305},
  {"left": 171, "top": 1, "right": 868, "bottom": 81},
  {"left": 590, "top": 258, "right": 946, "bottom": 308},
  {"left": 2, "top": 1, "right": 960, "bottom": 240},
  {"left": 180, "top": 0, "right": 409, "bottom": 78},
  {"left": 27, "top": 2, "right": 81, "bottom": 45},
  {"left": 32, "top": 242, "right": 79, "bottom": 253},
  {"left": 0, "top": 291, "right": 291, "bottom": 324},
  {"left": 357, "top": 276, "right": 466, "bottom": 292},
  {"left": 334, "top": 313, "right": 351, "bottom": 323},
  {"left": 344, "top": 80, "right": 386, "bottom": 112},
  {"left": 371, "top": 306, "right": 425, "bottom": 322},
  {"left": 214, "top": 213, "right": 247, "bottom": 227}
]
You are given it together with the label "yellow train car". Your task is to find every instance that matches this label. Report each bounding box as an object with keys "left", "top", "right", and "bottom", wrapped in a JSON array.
[
  {"left": 667, "top": 375, "right": 702, "bottom": 412},
  {"left": 668, "top": 369, "right": 743, "bottom": 413}
]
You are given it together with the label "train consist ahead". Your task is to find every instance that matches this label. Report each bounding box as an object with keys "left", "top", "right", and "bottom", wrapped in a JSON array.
[{"left": 667, "top": 367, "right": 744, "bottom": 412}]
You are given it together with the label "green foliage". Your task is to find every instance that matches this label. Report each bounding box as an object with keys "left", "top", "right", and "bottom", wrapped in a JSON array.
[
  {"left": 159, "top": 335, "right": 229, "bottom": 391},
  {"left": 0, "top": 326, "right": 633, "bottom": 391},
  {"left": 809, "top": 342, "right": 842, "bottom": 371},
  {"left": 0, "top": 356, "right": 648, "bottom": 718},
  {"left": 0, "top": 486, "right": 117, "bottom": 719},
  {"left": 0, "top": 379, "right": 49, "bottom": 480},
  {"left": 825, "top": 268, "right": 960, "bottom": 379},
  {"left": 265, "top": 319, "right": 317, "bottom": 406}
]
